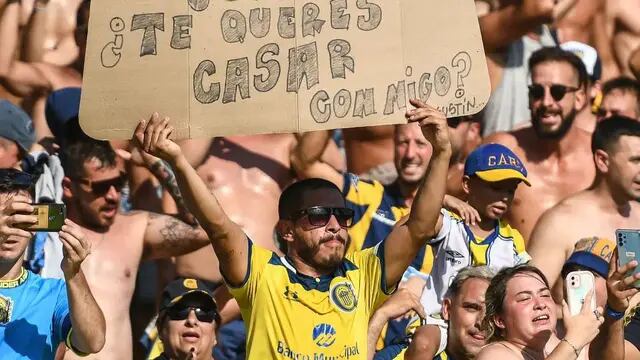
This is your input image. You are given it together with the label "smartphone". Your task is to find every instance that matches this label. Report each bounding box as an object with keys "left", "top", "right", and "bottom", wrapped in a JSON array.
[
  {"left": 25, "top": 204, "right": 66, "bottom": 232},
  {"left": 617, "top": 229, "right": 640, "bottom": 288},
  {"left": 565, "top": 270, "right": 596, "bottom": 316}
]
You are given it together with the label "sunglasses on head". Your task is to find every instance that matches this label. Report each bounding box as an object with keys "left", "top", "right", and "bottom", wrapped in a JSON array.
[
  {"left": 291, "top": 206, "right": 354, "bottom": 228},
  {"left": 166, "top": 305, "right": 218, "bottom": 323},
  {"left": 528, "top": 83, "right": 579, "bottom": 102},
  {"left": 76, "top": 173, "right": 126, "bottom": 196}
]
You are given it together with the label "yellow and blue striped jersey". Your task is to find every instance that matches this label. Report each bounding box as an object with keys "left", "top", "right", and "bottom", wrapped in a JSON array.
[
  {"left": 228, "top": 239, "right": 395, "bottom": 359},
  {"left": 420, "top": 209, "right": 530, "bottom": 315},
  {"left": 343, "top": 173, "right": 434, "bottom": 274}
]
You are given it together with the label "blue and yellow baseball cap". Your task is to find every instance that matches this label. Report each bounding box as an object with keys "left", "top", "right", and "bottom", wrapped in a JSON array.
[
  {"left": 464, "top": 143, "right": 531, "bottom": 186},
  {"left": 562, "top": 237, "right": 615, "bottom": 279}
]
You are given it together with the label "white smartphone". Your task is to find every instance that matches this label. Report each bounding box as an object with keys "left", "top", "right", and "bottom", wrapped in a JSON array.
[{"left": 565, "top": 270, "right": 596, "bottom": 316}]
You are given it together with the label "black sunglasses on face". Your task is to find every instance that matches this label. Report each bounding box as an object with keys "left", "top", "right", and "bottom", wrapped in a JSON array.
[
  {"left": 166, "top": 306, "right": 217, "bottom": 323},
  {"left": 528, "top": 83, "right": 579, "bottom": 102},
  {"left": 292, "top": 206, "right": 354, "bottom": 228},
  {"left": 76, "top": 173, "right": 126, "bottom": 196}
]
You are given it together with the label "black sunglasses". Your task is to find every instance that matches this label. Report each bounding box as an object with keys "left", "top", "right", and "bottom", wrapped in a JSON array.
[
  {"left": 528, "top": 83, "right": 579, "bottom": 102},
  {"left": 166, "top": 306, "right": 218, "bottom": 323},
  {"left": 292, "top": 206, "right": 354, "bottom": 228},
  {"left": 75, "top": 173, "right": 126, "bottom": 196}
]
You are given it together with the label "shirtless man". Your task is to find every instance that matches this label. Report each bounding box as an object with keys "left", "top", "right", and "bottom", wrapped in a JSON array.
[
  {"left": 58, "top": 138, "right": 212, "bottom": 359},
  {"left": 0, "top": 0, "right": 85, "bottom": 99},
  {"left": 606, "top": 0, "right": 640, "bottom": 78},
  {"left": 21, "top": 0, "right": 83, "bottom": 66},
  {"left": 528, "top": 116, "right": 640, "bottom": 302},
  {"left": 484, "top": 47, "right": 594, "bottom": 241},
  {"left": 479, "top": 0, "right": 580, "bottom": 134}
]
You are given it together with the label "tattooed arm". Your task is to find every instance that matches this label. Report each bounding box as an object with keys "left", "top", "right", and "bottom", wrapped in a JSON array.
[
  {"left": 141, "top": 212, "right": 211, "bottom": 260},
  {"left": 149, "top": 160, "right": 198, "bottom": 225}
]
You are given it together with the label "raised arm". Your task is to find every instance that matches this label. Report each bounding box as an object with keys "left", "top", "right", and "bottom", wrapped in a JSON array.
[
  {"left": 59, "top": 220, "right": 106, "bottom": 354},
  {"left": 290, "top": 130, "right": 344, "bottom": 189},
  {"left": 589, "top": 252, "right": 640, "bottom": 360},
  {"left": 141, "top": 212, "right": 210, "bottom": 260},
  {"left": 382, "top": 99, "right": 451, "bottom": 287},
  {"left": 0, "top": 0, "right": 52, "bottom": 96},
  {"left": 134, "top": 114, "right": 249, "bottom": 286}
]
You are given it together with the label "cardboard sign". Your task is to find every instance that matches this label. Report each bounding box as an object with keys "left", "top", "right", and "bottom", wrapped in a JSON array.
[{"left": 79, "top": 0, "right": 490, "bottom": 139}]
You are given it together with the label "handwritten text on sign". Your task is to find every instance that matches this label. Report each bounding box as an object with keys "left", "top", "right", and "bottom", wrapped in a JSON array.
[{"left": 81, "top": 0, "right": 490, "bottom": 138}]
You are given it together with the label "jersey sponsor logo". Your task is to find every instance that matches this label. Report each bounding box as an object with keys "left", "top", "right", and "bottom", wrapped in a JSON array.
[
  {"left": 330, "top": 281, "right": 357, "bottom": 312},
  {"left": 312, "top": 323, "right": 337, "bottom": 347},
  {"left": 0, "top": 294, "right": 13, "bottom": 324},
  {"left": 276, "top": 341, "right": 361, "bottom": 360},
  {"left": 445, "top": 249, "right": 464, "bottom": 265}
]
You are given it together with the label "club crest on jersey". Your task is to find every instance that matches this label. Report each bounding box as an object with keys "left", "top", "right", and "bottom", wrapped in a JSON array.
[
  {"left": 0, "top": 294, "right": 13, "bottom": 325},
  {"left": 330, "top": 281, "right": 357, "bottom": 312}
]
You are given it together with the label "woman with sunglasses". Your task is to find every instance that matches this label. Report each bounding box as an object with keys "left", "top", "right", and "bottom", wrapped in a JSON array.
[{"left": 154, "top": 278, "right": 220, "bottom": 360}]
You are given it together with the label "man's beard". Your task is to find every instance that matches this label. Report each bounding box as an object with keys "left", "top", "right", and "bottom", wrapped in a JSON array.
[
  {"left": 298, "top": 232, "right": 350, "bottom": 272},
  {"left": 531, "top": 107, "right": 577, "bottom": 140}
]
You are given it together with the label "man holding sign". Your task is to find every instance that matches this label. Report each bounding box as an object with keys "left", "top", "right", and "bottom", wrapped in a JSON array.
[{"left": 133, "top": 98, "right": 451, "bottom": 359}]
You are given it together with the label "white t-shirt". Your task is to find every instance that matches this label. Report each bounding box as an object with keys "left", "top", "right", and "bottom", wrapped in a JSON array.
[{"left": 420, "top": 209, "right": 531, "bottom": 314}]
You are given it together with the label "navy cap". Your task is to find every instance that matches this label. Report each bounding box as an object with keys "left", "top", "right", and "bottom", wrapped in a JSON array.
[
  {"left": 464, "top": 143, "right": 531, "bottom": 186},
  {"left": 0, "top": 100, "right": 35, "bottom": 152},
  {"left": 45, "top": 87, "right": 81, "bottom": 140},
  {"left": 159, "top": 278, "right": 218, "bottom": 313},
  {"left": 563, "top": 237, "right": 615, "bottom": 278}
]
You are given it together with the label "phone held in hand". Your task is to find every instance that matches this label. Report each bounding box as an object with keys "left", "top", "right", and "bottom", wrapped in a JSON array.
[
  {"left": 23, "top": 204, "right": 66, "bottom": 232},
  {"left": 617, "top": 229, "right": 640, "bottom": 288},
  {"left": 565, "top": 270, "right": 596, "bottom": 316}
]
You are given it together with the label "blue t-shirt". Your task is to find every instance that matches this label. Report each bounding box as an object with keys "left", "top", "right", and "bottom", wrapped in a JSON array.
[{"left": 0, "top": 268, "right": 72, "bottom": 359}]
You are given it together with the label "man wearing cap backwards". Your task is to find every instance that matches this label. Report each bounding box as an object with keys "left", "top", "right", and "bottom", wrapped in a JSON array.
[
  {"left": 399, "top": 143, "right": 531, "bottom": 359},
  {"left": 529, "top": 117, "right": 640, "bottom": 305},
  {"left": 485, "top": 47, "right": 595, "bottom": 241},
  {"left": 0, "top": 100, "right": 35, "bottom": 169},
  {"left": 133, "top": 98, "right": 452, "bottom": 359},
  {"left": 154, "top": 278, "right": 220, "bottom": 360}
]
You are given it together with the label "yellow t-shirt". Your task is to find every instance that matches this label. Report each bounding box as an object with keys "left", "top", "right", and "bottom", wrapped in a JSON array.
[{"left": 228, "top": 240, "right": 395, "bottom": 359}]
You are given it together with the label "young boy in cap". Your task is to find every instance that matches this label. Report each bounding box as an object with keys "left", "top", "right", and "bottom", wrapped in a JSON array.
[
  {"left": 399, "top": 143, "right": 531, "bottom": 359},
  {"left": 153, "top": 277, "right": 220, "bottom": 360}
]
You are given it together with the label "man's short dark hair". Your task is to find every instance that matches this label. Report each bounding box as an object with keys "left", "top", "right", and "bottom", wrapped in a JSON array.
[
  {"left": 278, "top": 178, "right": 345, "bottom": 220},
  {"left": 592, "top": 116, "right": 640, "bottom": 154},
  {"left": 529, "top": 47, "right": 589, "bottom": 90},
  {"left": 60, "top": 139, "right": 117, "bottom": 178},
  {"left": 602, "top": 76, "right": 640, "bottom": 97},
  {"left": 0, "top": 169, "right": 35, "bottom": 195},
  {"left": 602, "top": 76, "right": 640, "bottom": 114}
]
